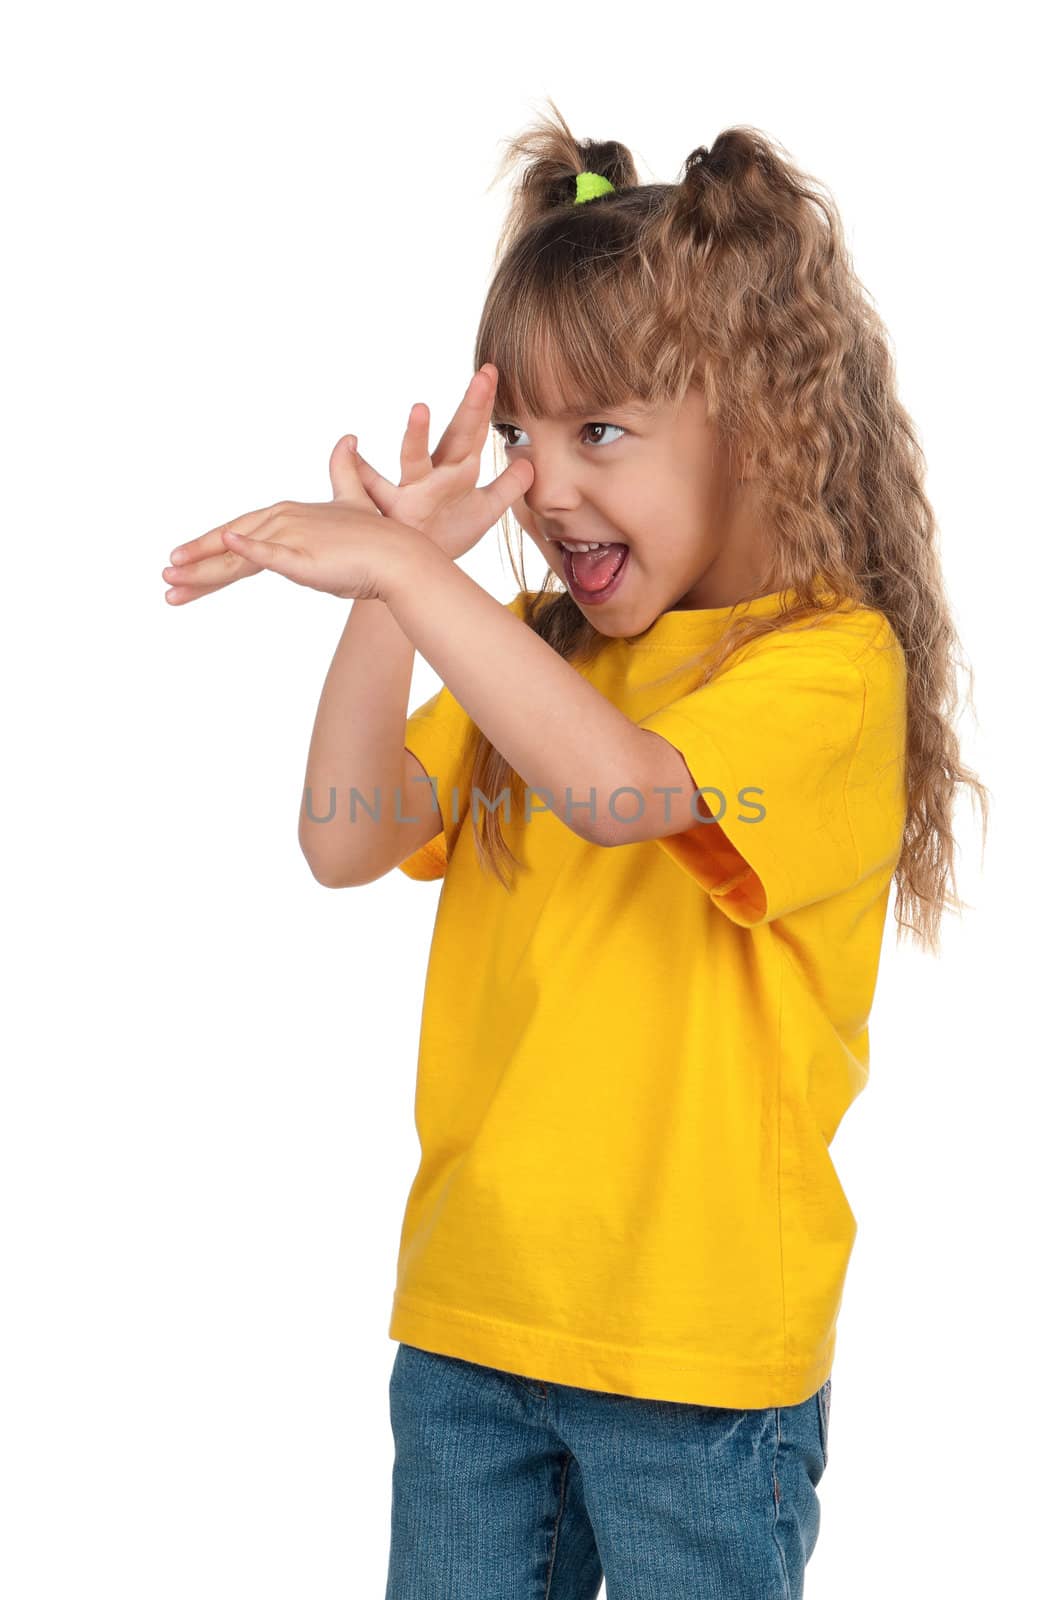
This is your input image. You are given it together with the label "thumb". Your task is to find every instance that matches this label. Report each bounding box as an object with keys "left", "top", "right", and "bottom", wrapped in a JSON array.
[
  {"left": 328, "top": 434, "right": 377, "bottom": 508},
  {"left": 476, "top": 458, "right": 534, "bottom": 523}
]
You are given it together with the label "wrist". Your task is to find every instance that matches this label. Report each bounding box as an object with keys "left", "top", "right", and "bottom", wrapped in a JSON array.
[{"left": 376, "top": 518, "right": 441, "bottom": 606}]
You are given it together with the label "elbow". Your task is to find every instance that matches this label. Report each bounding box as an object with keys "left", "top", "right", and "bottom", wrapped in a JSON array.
[
  {"left": 305, "top": 857, "right": 379, "bottom": 890},
  {"left": 570, "top": 795, "right": 633, "bottom": 851},
  {"left": 590, "top": 802, "right": 662, "bottom": 850},
  {"left": 301, "top": 849, "right": 353, "bottom": 889},
  {"left": 307, "top": 862, "right": 352, "bottom": 890},
  {"left": 585, "top": 815, "right": 634, "bottom": 850},
  {"left": 298, "top": 831, "right": 379, "bottom": 889},
  {"left": 583, "top": 735, "right": 681, "bottom": 849}
]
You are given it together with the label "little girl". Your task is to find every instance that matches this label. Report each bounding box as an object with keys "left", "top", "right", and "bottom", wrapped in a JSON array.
[{"left": 163, "top": 103, "right": 988, "bottom": 1599}]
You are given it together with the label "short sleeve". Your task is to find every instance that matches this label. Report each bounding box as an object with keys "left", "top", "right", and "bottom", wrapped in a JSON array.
[
  {"left": 398, "top": 590, "right": 533, "bottom": 881},
  {"left": 636, "top": 629, "right": 874, "bottom": 926},
  {"left": 398, "top": 682, "right": 477, "bottom": 880}
]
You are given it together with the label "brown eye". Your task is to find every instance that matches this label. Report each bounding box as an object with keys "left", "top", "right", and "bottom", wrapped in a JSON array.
[
  {"left": 493, "top": 422, "right": 626, "bottom": 448},
  {"left": 582, "top": 423, "right": 625, "bottom": 446}
]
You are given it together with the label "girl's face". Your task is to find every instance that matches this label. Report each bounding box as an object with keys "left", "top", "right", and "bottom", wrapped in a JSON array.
[{"left": 494, "top": 380, "right": 774, "bottom": 637}]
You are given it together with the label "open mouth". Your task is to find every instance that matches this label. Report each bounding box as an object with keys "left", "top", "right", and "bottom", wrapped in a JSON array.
[{"left": 561, "top": 543, "right": 630, "bottom": 605}]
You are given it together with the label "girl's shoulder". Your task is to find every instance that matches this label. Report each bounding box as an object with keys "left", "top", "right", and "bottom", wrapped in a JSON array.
[
  {"left": 835, "top": 603, "right": 906, "bottom": 688},
  {"left": 801, "top": 606, "right": 908, "bottom": 744},
  {"left": 791, "top": 599, "right": 905, "bottom": 682}
]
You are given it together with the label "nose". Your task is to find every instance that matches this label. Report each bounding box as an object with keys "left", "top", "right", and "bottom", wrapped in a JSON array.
[{"left": 519, "top": 443, "right": 582, "bottom": 520}]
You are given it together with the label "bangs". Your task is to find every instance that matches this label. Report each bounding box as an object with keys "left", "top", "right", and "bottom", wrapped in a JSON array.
[
  {"left": 484, "top": 321, "right": 640, "bottom": 423},
  {"left": 476, "top": 229, "right": 679, "bottom": 424}
]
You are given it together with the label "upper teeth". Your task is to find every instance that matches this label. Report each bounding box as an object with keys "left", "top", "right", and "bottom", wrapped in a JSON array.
[{"left": 557, "top": 540, "right": 604, "bottom": 552}]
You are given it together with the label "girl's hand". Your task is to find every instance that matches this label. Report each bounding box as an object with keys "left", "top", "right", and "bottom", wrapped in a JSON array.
[
  {"left": 350, "top": 363, "right": 534, "bottom": 561},
  {"left": 162, "top": 365, "right": 534, "bottom": 604},
  {"left": 163, "top": 438, "right": 416, "bottom": 604}
]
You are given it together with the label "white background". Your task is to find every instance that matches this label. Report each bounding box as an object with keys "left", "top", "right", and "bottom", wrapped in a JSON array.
[{"left": 2, "top": 1, "right": 1056, "bottom": 1594}]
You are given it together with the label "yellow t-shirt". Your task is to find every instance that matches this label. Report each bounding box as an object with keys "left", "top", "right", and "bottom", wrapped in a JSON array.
[{"left": 389, "top": 586, "right": 908, "bottom": 1408}]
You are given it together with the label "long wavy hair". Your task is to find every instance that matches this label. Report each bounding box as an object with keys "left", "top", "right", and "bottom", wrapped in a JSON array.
[{"left": 463, "top": 97, "right": 989, "bottom": 954}]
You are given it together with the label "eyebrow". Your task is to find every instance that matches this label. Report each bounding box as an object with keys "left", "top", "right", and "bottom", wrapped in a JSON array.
[{"left": 492, "top": 401, "right": 653, "bottom": 423}]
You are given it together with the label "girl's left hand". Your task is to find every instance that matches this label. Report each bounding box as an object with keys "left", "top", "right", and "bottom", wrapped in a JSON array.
[
  {"left": 163, "top": 434, "right": 415, "bottom": 605},
  {"left": 218, "top": 490, "right": 410, "bottom": 602}
]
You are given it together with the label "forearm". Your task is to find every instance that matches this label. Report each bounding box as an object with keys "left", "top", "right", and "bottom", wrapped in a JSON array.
[
  {"left": 382, "top": 532, "right": 652, "bottom": 842},
  {"left": 298, "top": 596, "right": 414, "bottom": 883}
]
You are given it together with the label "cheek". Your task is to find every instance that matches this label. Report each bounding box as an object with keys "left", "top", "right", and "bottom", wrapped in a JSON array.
[
  {"left": 515, "top": 517, "right": 554, "bottom": 558},
  {"left": 606, "top": 475, "right": 659, "bottom": 527}
]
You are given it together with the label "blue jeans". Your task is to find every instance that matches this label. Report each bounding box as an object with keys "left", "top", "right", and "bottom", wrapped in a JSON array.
[{"left": 385, "top": 1342, "right": 831, "bottom": 1599}]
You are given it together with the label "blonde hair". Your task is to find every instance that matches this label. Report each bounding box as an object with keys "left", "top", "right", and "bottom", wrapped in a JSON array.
[{"left": 464, "top": 98, "right": 989, "bottom": 954}]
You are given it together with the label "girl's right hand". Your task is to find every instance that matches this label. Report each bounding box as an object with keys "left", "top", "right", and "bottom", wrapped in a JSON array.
[{"left": 351, "top": 364, "right": 534, "bottom": 561}]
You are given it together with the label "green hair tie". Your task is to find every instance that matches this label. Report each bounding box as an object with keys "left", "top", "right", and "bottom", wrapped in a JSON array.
[{"left": 573, "top": 170, "right": 616, "bottom": 204}]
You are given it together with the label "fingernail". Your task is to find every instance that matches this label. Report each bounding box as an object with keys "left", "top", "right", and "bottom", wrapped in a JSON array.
[{"left": 347, "top": 435, "right": 358, "bottom": 452}]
